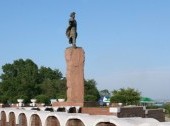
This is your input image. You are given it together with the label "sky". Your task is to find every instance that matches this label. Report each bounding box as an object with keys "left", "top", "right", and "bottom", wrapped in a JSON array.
[{"left": 0, "top": 0, "right": 170, "bottom": 100}]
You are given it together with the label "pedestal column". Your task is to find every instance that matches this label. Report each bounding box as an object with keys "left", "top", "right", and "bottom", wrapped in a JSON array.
[{"left": 65, "top": 47, "right": 85, "bottom": 104}]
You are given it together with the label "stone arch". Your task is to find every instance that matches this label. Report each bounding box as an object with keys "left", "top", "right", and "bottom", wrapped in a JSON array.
[
  {"left": 0, "top": 111, "right": 6, "bottom": 126},
  {"left": 9, "top": 112, "right": 16, "bottom": 126},
  {"left": 66, "top": 118, "right": 85, "bottom": 126},
  {"left": 68, "top": 107, "right": 76, "bottom": 113},
  {"left": 57, "top": 107, "right": 66, "bottom": 112},
  {"left": 18, "top": 113, "right": 27, "bottom": 126},
  {"left": 44, "top": 107, "right": 54, "bottom": 112},
  {"left": 30, "top": 114, "right": 42, "bottom": 126},
  {"left": 46, "top": 116, "right": 60, "bottom": 126},
  {"left": 96, "top": 122, "right": 116, "bottom": 126}
]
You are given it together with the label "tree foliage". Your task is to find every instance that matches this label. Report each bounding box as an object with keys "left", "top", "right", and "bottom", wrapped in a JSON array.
[
  {"left": 0, "top": 59, "right": 39, "bottom": 103},
  {"left": 110, "top": 87, "right": 141, "bottom": 105},
  {"left": 0, "top": 59, "right": 65, "bottom": 104},
  {"left": 84, "top": 79, "right": 100, "bottom": 101},
  {"left": 38, "top": 66, "right": 63, "bottom": 82},
  {"left": 99, "top": 89, "right": 111, "bottom": 97},
  {"left": 163, "top": 103, "right": 170, "bottom": 117}
]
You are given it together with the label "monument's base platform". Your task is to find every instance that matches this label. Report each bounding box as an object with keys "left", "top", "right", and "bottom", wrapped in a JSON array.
[{"left": 52, "top": 102, "right": 84, "bottom": 107}]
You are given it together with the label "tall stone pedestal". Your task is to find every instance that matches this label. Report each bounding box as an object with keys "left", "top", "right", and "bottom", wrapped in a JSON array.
[{"left": 65, "top": 47, "right": 85, "bottom": 104}]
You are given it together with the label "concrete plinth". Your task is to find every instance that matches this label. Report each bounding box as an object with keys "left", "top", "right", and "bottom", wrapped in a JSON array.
[
  {"left": 52, "top": 102, "right": 84, "bottom": 107},
  {"left": 65, "top": 47, "right": 85, "bottom": 104}
]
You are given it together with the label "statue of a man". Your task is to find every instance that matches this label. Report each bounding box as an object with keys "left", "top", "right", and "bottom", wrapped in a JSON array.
[{"left": 66, "top": 12, "right": 77, "bottom": 47}]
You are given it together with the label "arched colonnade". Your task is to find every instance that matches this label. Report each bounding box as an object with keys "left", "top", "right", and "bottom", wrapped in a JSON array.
[{"left": 0, "top": 108, "right": 118, "bottom": 126}]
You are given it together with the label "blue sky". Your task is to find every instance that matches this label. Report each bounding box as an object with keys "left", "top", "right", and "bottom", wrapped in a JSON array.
[{"left": 0, "top": 0, "right": 170, "bottom": 100}]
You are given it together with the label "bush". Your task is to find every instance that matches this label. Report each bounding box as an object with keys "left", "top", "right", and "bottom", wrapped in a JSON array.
[
  {"left": 35, "top": 95, "right": 49, "bottom": 104},
  {"left": 110, "top": 88, "right": 141, "bottom": 105},
  {"left": 163, "top": 103, "right": 170, "bottom": 116},
  {"left": 0, "top": 95, "right": 8, "bottom": 104},
  {"left": 56, "top": 94, "right": 66, "bottom": 99},
  {"left": 85, "top": 95, "right": 97, "bottom": 101}
]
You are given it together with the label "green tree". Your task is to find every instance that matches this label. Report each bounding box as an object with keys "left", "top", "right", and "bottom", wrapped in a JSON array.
[
  {"left": 100, "top": 89, "right": 111, "bottom": 97},
  {"left": 0, "top": 59, "right": 65, "bottom": 104},
  {"left": 0, "top": 59, "right": 39, "bottom": 103},
  {"left": 35, "top": 94, "right": 49, "bottom": 104},
  {"left": 55, "top": 77, "right": 67, "bottom": 99},
  {"left": 38, "top": 66, "right": 63, "bottom": 83},
  {"left": 164, "top": 103, "right": 170, "bottom": 117},
  {"left": 40, "top": 79, "right": 66, "bottom": 99},
  {"left": 84, "top": 79, "right": 100, "bottom": 101},
  {"left": 38, "top": 67, "right": 66, "bottom": 100},
  {"left": 110, "top": 87, "right": 141, "bottom": 105}
]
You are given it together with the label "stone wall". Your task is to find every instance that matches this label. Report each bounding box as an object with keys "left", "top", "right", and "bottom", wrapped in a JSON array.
[
  {"left": 84, "top": 101, "right": 99, "bottom": 107},
  {"left": 81, "top": 107, "right": 113, "bottom": 115},
  {"left": 146, "top": 109, "right": 165, "bottom": 122},
  {"left": 117, "top": 106, "right": 145, "bottom": 118}
]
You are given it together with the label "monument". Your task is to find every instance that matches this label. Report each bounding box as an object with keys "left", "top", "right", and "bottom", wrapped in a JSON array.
[
  {"left": 65, "top": 12, "right": 85, "bottom": 105},
  {"left": 53, "top": 12, "right": 85, "bottom": 107}
]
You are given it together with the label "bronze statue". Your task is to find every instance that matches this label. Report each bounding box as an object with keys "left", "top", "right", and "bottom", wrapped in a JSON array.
[{"left": 66, "top": 12, "right": 77, "bottom": 47}]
